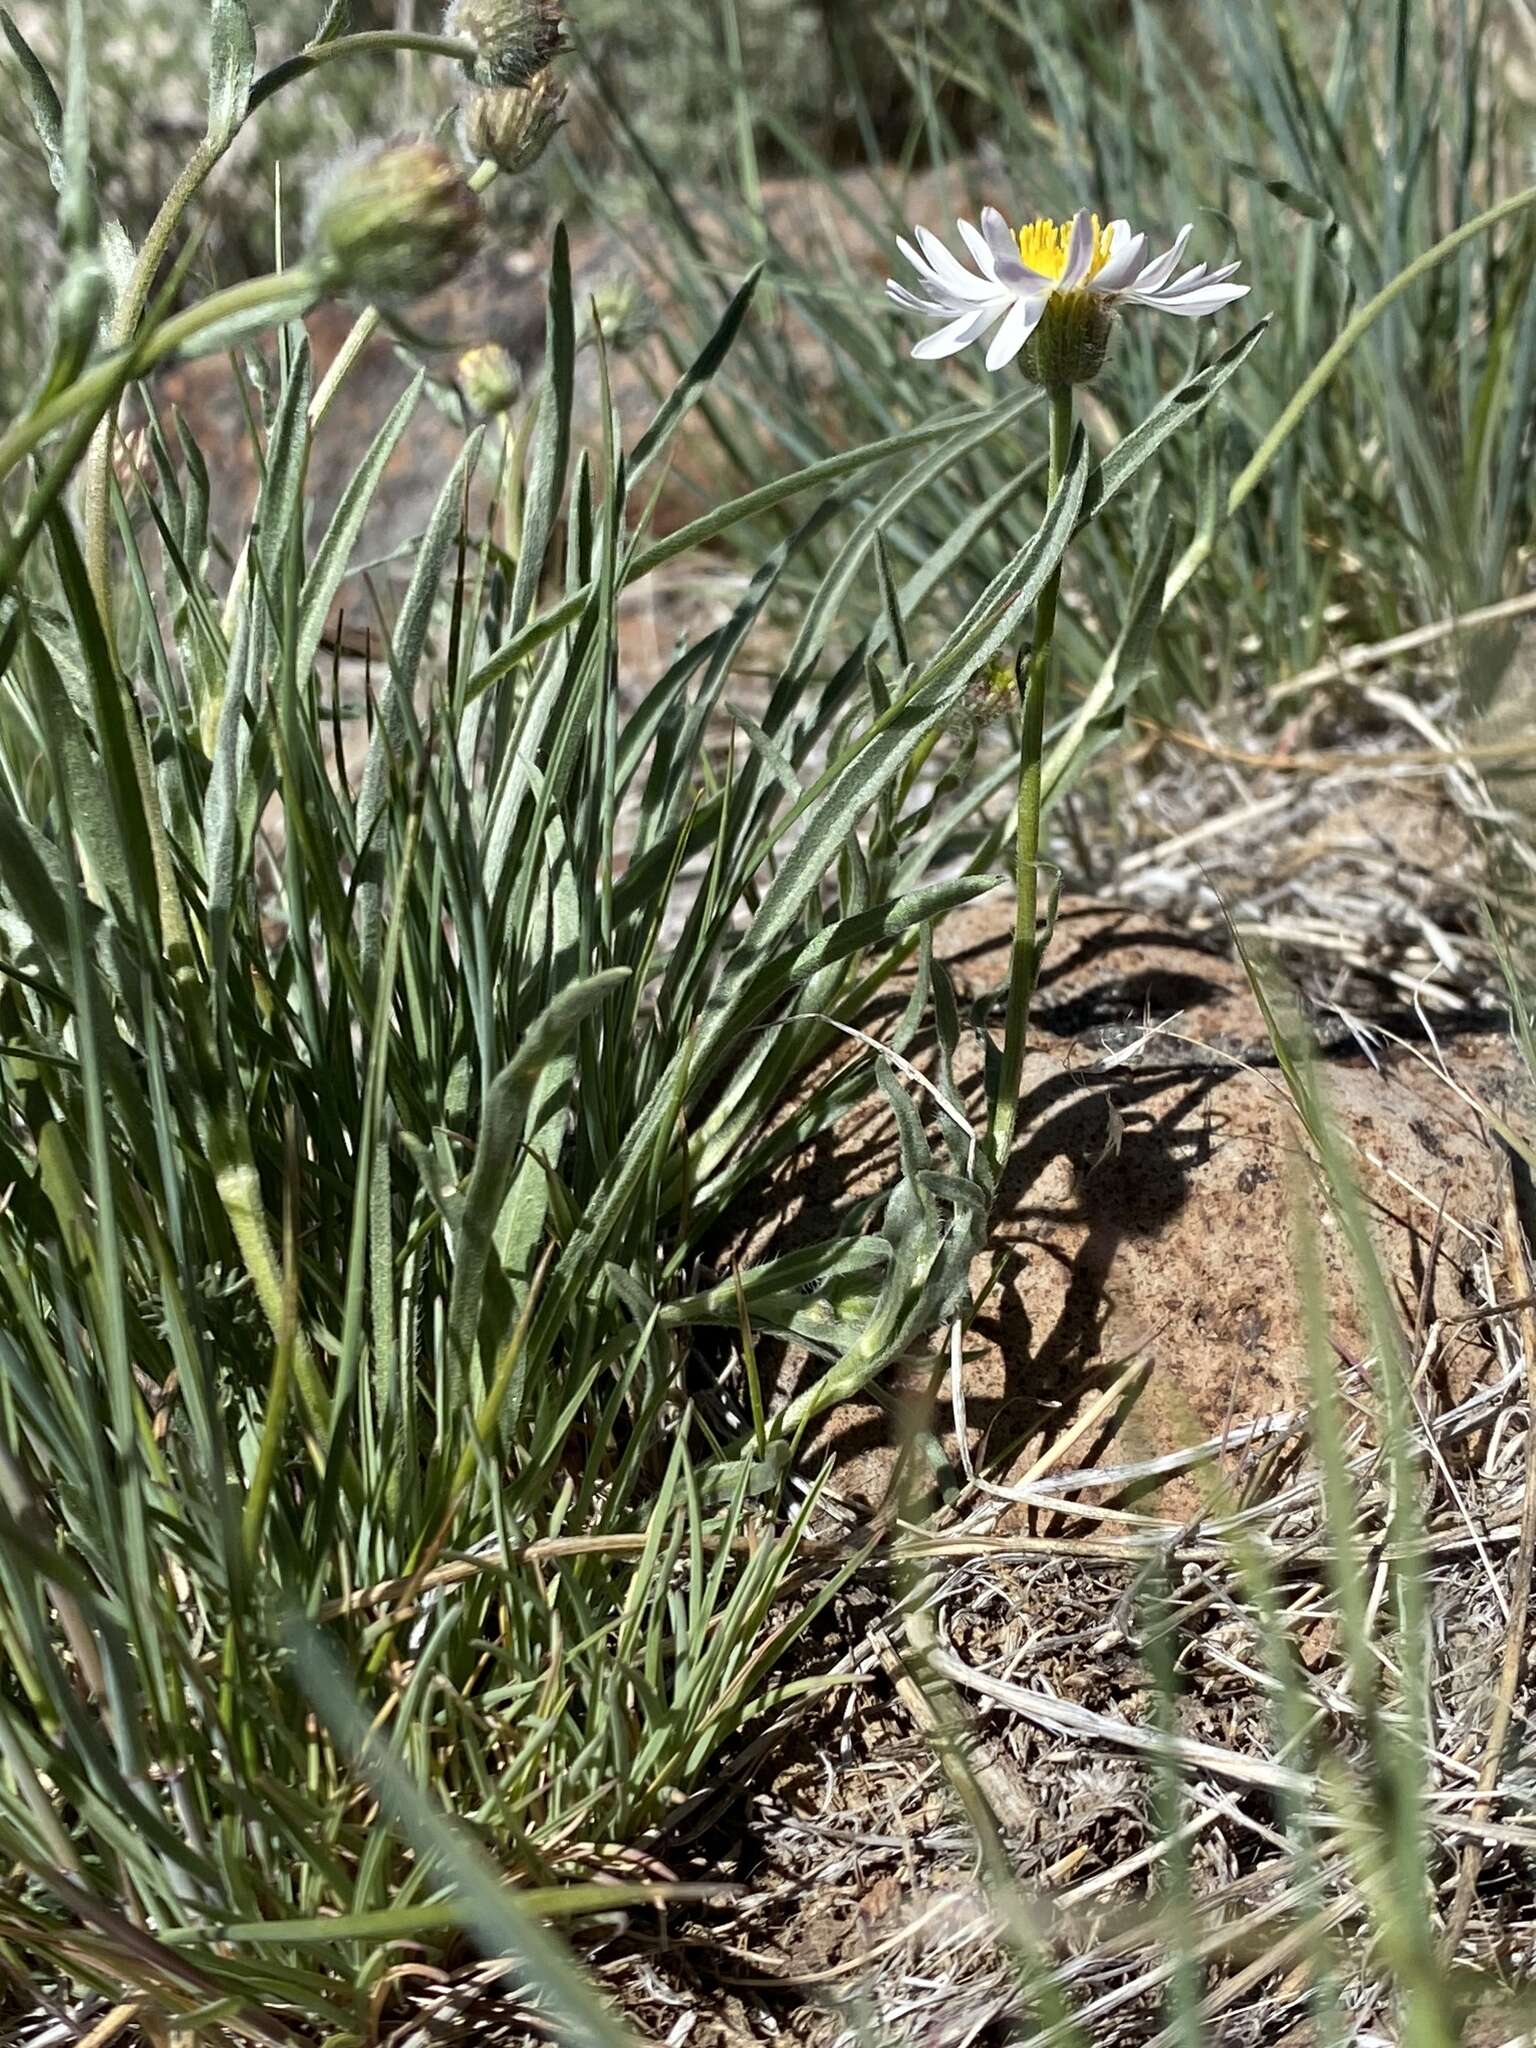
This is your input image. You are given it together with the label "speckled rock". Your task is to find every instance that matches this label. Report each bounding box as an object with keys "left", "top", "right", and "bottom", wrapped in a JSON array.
[{"left": 730, "top": 896, "right": 1528, "bottom": 1513}]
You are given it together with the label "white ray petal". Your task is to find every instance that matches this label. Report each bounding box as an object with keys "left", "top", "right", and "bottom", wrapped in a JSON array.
[
  {"left": 886, "top": 279, "right": 949, "bottom": 316},
  {"left": 978, "top": 204, "right": 1039, "bottom": 287},
  {"left": 981, "top": 205, "right": 1017, "bottom": 267},
  {"left": 1138, "top": 282, "right": 1250, "bottom": 317},
  {"left": 914, "top": 224, "right": 999, "bottom": 302},
  {"left": 1159, "top": 259, "right": 1242, "bottom": 298},
  {"left": 1160, "top": 261, "right": 1208, "bottom": 294},
  {"left": 895, "top": 234, "right": 942, "bottom": 284},
  {"left": 911, "top": 302, "right": 1005, "bottom": 359},
  {"left": 1090, "top": 224, "right": 1146, "bottom": 295},
  {"left": 956, "top": 216, "right": 1002, "bottom": 281},
  {"left": 1130, "top": 223, "right": 1194, "bottom": 297},
  {"left": 1057, "top": 208, "right": 1096, "bottom": 291},
  {"left": 984, "top": 291, "right": 1045, "bottom": 370},
  {"left": 896, "top": 234, "right": 971, "bottom": 307}
]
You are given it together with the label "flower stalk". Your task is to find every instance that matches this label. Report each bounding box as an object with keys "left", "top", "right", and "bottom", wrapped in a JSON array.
[
  {"left": 81, "top": 136, "right": 230, "bottom": 616},
  {"left": 244, "top": 30, "right": 480, "bottom": 115},
  {"left": 987, "top": 380, "right": 1074, "bottom": 1180}
]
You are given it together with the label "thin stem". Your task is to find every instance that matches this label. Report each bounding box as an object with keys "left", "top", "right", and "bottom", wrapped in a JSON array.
[
  {"left": 246, "top": 31, "right": 478, "bottom": 114},
  {"left": 84, "top": 138, "right": 224, "bottom": 616},
  {"left": 986, "top": 382, "right": 1073, "bottom": 1182}
]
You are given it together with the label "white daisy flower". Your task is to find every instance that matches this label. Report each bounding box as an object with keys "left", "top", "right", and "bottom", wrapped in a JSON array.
[{"left": 887, "top": 206, "right": 1249, "bottom": 382}]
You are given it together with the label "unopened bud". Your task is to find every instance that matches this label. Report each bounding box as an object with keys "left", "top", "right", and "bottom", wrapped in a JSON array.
[
  {"left": 1021, "top": 292, "right": 1114, "bottom": 388},
  {"left": 458, "top": 343, "right": 520, "bottom": 416},
  {"left": 307, "top": 141, "right": 483, "bottom": 303},
  {"left": 459, "top": 74, "right": 566, "bottom": 175},
  {"left": 577, "top": 276, "right": 651, "bottom": 352},
  {"left": 446, "top": 0, "right": 565, "bottom": 88}
]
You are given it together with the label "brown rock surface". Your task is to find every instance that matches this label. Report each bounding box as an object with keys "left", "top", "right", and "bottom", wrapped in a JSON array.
[{"left": 731, "top": 895, "right": 1529, "bottom": 1513}]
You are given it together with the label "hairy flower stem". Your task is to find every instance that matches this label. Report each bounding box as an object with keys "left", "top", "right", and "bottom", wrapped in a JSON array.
[
  {"left": 82, "top": 138, "right": 224, "bottom": 618},
  {"left": 247, "top": 30, "right": 478, "bottom": 113},
  {"left": 986, "top": 381, "right": 1073, "bottom": 1183}
]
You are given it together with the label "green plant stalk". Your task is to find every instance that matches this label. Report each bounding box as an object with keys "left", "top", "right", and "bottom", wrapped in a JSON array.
[
  {"left": 986, "top": 382, "right": 1073, "bottom": 1180},
  {"left": 450, "top": 1244, "right": 552, "bottom": 1499},
  {"left": 82, "top": 137, "right": 225, "bottom": 617},
  {"left": 0, "top": 268, "right": 318, "bottom": 491},
  {"left": 239, "top": 1125, "right": 303, "bottom": 1576},
  {"left": 245, "top": 30, "right": 477, "bottom": 114}
]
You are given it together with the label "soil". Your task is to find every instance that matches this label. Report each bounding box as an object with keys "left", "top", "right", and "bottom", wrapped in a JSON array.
[{"left": 727, "top": 893, "right": 1529, "bottom": 1520}]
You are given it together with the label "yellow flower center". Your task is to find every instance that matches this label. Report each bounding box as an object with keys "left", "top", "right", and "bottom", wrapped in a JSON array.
[{"left": 1017, "top": 213, "right": 1113, "bottom": 284}]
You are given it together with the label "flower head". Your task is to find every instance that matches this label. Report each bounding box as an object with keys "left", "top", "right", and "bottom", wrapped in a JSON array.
[
  {"left": 577, "top": 277, "right": 649, "bottom": 353},
  {"left": 458, "top": 343, "right": 520, "bottom": 416},
  {"left": 307, "top": 141, "right": 483, "bottom": 303},
  {"left": 460, "top": 73, "right": 566, "bottom": 174},
  {"left": 887, "top": 206, "right": 1249, "bottom": 383},
  {"left": 446, "top": 0, "right": 565, "bottom": 88}
]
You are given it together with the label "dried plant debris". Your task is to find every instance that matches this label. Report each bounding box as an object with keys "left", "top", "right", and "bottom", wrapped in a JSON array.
[
  {"left": 1098, "top": 692, "right": 1507, "bottom": 1035},
  {"left": 462, "top": 1213, "right": 1535, "bottom": 2046}
]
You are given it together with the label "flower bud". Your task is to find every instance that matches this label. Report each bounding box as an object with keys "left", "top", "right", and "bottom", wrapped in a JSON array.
[
  {"left": 306, "top": 142, "right": 484, "bottom": 303},
  {"left": 457, "top": 342, "right": 520, "bottom": 416},
  {"left": 1020, "top": 292, "right": 1114, "bottom": 388},
  {"left": 459, "top": 73, "right": 566, "bottom": 175},
  {"left": 577, "top": 277, "right": 648, "bottom": 352},
  {"left": 446, "top": 0, "right": 565, "bottom": 88}
]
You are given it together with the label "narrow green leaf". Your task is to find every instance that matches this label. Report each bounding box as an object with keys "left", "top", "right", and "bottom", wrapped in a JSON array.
[
  {"left": 1081, "top": 317, "right": 1271, "bottom": 524},
  {"left": 43, "top": 508, "right": 159, "bottom": 936},
  {"left": 355, "top": 429, "right": 482, "bottom": 984},
  {"left": 294, "top": 372, "right": 422, "bottom": 690},
  {"left": 206, "top": 0, "right": 256, "bottom": 149},
  {"left": 1, "top": 11, "right": 64, "bottom": 191},
  {"left": 630, "top": 265, "right": 762, "bottom": 477},
  {"left": 445, "top": 971, "right": 629, "bottom": 1404},
  {"left": 509, "top": 227, "right": 574, "bottom": 635}
]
